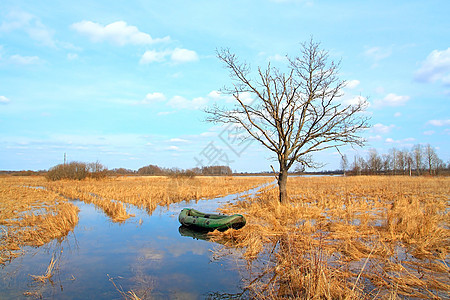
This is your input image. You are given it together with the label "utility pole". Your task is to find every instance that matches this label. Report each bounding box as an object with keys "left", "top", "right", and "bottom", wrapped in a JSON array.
[{"left": 64, "top": 153, "right": 67, "bottom": 165}]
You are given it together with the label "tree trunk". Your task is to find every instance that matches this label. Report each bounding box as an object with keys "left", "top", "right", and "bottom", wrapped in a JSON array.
[{"left": 278, "top": 166, "right": 288, "bottom": 203}]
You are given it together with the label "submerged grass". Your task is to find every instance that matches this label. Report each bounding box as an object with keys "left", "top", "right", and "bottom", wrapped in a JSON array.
[
  {"left": 29, "top": 254, "right": 58, "bottom": 283},
  {"left": 108, "top": 274, "right": 143, "bottom": 300},
  {"left": 0, "top": 177, "right": 79, "bottom": 265},
  {"left": 211, "top": 176, "right": 449, "bottom": 299}
]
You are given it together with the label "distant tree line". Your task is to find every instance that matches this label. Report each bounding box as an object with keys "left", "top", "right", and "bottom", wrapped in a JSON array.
[
  {"left": 46, "top": 161, "right": 108, "bottom": 181},
  {"left": 136, "top": 164, "right": 232, "bottom": 176},
  {"left": 43, "top": 162, "right": 232, "bottom": 180},
  {"left": 4, "top": 146, "right": 448, "bottom": 179},
  {"left": 341, "top": 144, "right": 449, "bottom": 176},
  {"left": 0, "top": 170, "right": 47, "bottom": 176}
]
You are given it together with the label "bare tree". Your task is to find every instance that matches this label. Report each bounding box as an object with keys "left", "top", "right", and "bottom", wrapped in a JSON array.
[
  {"left": 382, "top": 153, "right": 391, "bottom": 173},
  {"left": 340, "top": 153, "right": 348, "bottom": 176},
  {"left": 425, "top": 144, "right": 439, "bottom": 175},
  {"left": 396, "top": 150, "right": 407, "bottom": 175},
  {"left": 367, "top": 148, "right": 382, "bottom": 175},
  {"left": 352, "top": 155, "right": 363, "bottom": 176},
  {"left": 389, "top": 148, "right": 397, "bottom": 175},
  {"left": 412, "top": 144, "right": 423, "bottom": 175},
  {"left": 206, "top": 39, "right": 369, "bottom": 202}
]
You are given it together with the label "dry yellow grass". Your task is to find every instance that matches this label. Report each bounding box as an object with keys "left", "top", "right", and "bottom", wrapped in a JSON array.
[
  {"left": 211, "top": 176, "right": 450, "bottom": 299},
  {"left": 29, "top": 254, "right": 58, "bottom": 283},
  {"left": 0, "top": 176, "right": 79, "bottom": 265},
  {"left": 7, "top": 174, "right": 447, "bottom": 298},
  {"left": 41, "top": 175, "right": 271, "bottom": 222},
  {"left": 108, "top": 274, "right": 144, "bottom": 300}
]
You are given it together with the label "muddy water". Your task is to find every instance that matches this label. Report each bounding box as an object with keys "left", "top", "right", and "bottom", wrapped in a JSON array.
[{"left": 0, "top": 183, "right": 272, "bottom": 299}]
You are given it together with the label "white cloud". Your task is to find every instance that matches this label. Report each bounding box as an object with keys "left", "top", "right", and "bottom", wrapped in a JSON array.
[
  {"left": 239, "top": 92, "right": 254, "bottom": 105},
  {"left": 423, "top": 130, "right": 435, "bottom": 136},
  {"left": 139, "top": 50, "right": 169, "bottom": 64},
  {"left": 165, "top": 90, "right": 253, "bottom": 111},
  {"left": 341, "top": 95, "right": 369, "bottom": 106},
  {"left": 170, "top": 48, "right": 199, "bottom": 63},
  {"left": 0, "top": 96, "right": 11, "bottom": 104},
  {"left": 71, "top": 20, "right": 170, "bottom": 46},
  {"left": 157, "top": 111, "right": 174, "bottom": 116},
  {"left": 368, "top": 135, "right": 382, "bottom": 142},
  {"left": 208, "top": 90, "right": 255, "bottom": 106},
  {"left": 139, "top": 48, "right": 198, "bottom": 64},
  {"left": 385, "top": 137, "right": 415, "bottom": 146},
  {"left": 427, "top": 119, "right": 450, "bottom": 126},
  {"left": 415, "top": 48, "right": 450, "bottom": 84},
  {"left": 200, "top": 131, "right": 217, "bottom": 137},
  {"left": 170, "top": 138, "right": 189, "bottom": 143},
  {"left": 119, "top": 92, "right": 166, "bottom": 106},
  {"left": 268, "top": 54, "right": 288, "bottom": 62},
  {"left": 345, "top": 80, "right": 360, "bottom": 89},
  {"left": 125, "top": 92, "right": 166, "bottom": 105},
  {"left": 374, "top": 86, "right": 385, "bottom": 94},
  {"left": 373, "top": 93, "right": 410, "bottom": 107},
  {"left": 9, "top": 54, "right": 41, "bottom": 65},
  {"left": 167, "top": 96, "right": 189, "bottom": 109},
  {"left": 372, "top": 123, "right": 395, "bottom": 134},
  {"left": 171, "top": 72, "right": 183, "bottom": 78},
  {"left": 67, "top": 53, "right": 78, "bottom": 60},
  {"left": 208, "top": 90, "right": 223, "bottom": 100},
  {"left": 166, "top": 145, "right": 181, "bottom": 151},
  {"left": 168, "top": 95, "right": 208, "bottom": 110},
  {"left": 208, "top": 90, "right": 235, "bottom": 103},
  {"left": 364, "top": 46, "right": 391, "bottom": 61},
  {"left": 27, "top": 23, "right": 55, "bottom": 47},
  {"left": 0, "top": 11, "right": 33, "bottom": 32},
  {"left": 394, "top": 112, "right": 402, "bottom": 117},
  {"left": 0, "top": 10, "right": 55, "bottom": 47},
  {"left": 142, "top": 92, "right": 166, "bottom": 104}
]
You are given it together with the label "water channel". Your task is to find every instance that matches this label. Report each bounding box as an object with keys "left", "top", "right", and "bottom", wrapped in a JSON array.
[{"left": 0, "top": 183, "right": 273, "bottom": 299}]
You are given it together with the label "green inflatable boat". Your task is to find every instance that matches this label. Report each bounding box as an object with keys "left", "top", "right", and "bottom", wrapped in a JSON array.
[{"left": 178, "top": 208, "right": 246, "bottom": 231}]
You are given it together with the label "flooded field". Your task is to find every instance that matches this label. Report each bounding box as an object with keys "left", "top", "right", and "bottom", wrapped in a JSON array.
[
  {"left": 213, "top": 176, "right": 450, "bottom": 299},
  {"left": 0, "top": 178, "right": 272, "bottom": 299},
  {"left": 0, "top": 176, "right": 272, "bottom": 299},
  {"left": 1, "top": 175, "right": 448, "bottom": 299}
]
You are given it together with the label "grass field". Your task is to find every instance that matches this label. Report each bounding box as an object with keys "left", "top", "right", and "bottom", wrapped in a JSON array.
[
  {"left": 1, "top": 175, "right": 448, "bottom": 299},
  {"left": 211, "top": 176, "right": 450, "bottom": 299},
  {"left": 0, "top": 176, "right": 79, "bottom": 265}
]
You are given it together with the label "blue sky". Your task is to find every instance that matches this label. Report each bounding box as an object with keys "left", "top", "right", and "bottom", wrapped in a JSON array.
[{"left": 1, "top": 0, "right": 449, "bottom": 172}]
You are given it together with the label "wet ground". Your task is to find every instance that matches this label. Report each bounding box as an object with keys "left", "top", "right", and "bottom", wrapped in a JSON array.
[{"left": 0, "top": 183, "right": 271, "bottom": 299}]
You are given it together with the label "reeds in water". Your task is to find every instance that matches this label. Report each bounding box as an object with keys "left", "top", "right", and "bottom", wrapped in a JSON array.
[
  {"left": 42, "top": 176, "right": 271, "bottom": 222},
  {"left": 30, "top": 255, "right": 58, "bottom": 283},
  {"left": 0, "top": 175, "right": 270, "bottom": 264},
  {"left": 0, "top": 177, "right": 79, "bottom": 265},
  {"left": 211, "top": 176, "right": 449, "bottom": 299}
]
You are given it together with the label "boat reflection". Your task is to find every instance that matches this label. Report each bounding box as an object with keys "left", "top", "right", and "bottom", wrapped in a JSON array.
[{"left": 178, "top": 225, "right": 211, "bottom": 241}]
